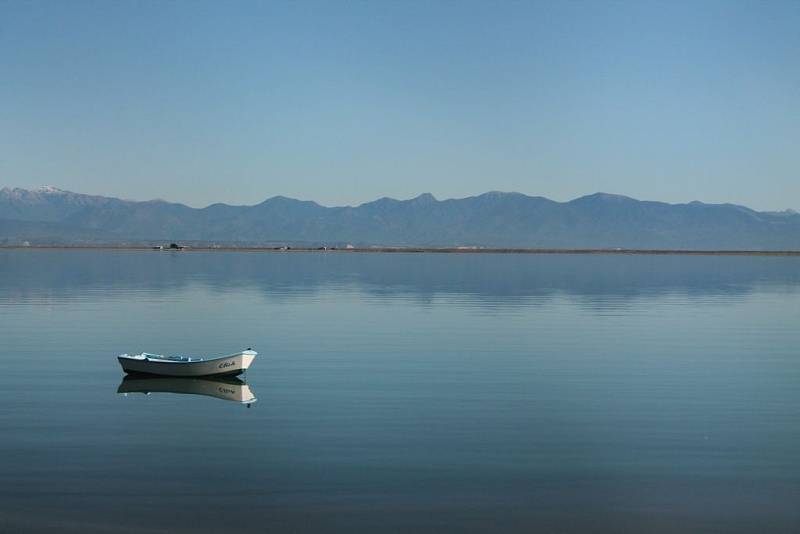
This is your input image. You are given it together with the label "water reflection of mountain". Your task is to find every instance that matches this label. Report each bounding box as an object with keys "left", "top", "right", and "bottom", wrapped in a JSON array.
[
  {"left": 2, "top": 249, "right": 799, "bottom": 304},
  {"left": 118, "top": 374, "right": 257, "bottom": 404}
]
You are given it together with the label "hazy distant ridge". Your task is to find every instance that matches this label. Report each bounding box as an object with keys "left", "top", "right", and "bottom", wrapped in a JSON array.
[{"left": 1, "top": 186, "right": 799, "bottom": 249}]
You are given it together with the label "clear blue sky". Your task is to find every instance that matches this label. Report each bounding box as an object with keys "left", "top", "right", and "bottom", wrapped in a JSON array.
[{"left": 1, "top": 0, "right": 798, "bottom": 209}]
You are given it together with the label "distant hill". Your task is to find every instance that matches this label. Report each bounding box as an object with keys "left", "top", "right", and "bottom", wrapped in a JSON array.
[{"left": 1, "top": 186, "right": 799, "bottom": 249}]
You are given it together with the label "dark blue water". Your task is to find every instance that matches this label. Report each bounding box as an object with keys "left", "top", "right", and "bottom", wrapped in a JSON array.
[{"left": 1, "top": 250, "right": 798, "bottom": 533}]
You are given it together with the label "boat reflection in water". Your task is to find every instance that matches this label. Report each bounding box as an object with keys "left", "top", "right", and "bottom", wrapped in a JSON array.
[{"left": 118, "top": 374, "right": 257, "bottom": 406}]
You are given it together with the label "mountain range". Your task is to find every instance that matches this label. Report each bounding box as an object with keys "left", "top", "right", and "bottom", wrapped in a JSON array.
[{"left": 1, "top": 186, "right": 798, "bottom": 249}]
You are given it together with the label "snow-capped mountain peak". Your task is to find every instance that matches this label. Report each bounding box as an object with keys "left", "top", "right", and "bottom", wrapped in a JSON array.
[{"left": 35, "top": 185, "right": 66, "bottom": 194}]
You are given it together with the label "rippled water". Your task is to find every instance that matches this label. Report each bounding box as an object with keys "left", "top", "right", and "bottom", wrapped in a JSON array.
[{"left": 1, "top": 250, "right": 798, "bottom": 533}]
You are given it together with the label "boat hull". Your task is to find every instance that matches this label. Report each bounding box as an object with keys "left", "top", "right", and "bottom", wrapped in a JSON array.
[{"left": 117, "top": 350, "right": 256, "bottom": 377}]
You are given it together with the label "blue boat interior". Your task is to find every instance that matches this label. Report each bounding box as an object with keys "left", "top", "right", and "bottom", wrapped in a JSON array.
[{"left": 142, "top": 353, "right": 200, "bottom": 362}]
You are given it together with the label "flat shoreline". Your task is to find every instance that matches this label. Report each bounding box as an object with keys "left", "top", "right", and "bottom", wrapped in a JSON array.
[{"left": 1, "top": 245, "right": 799, "bottom": 256}]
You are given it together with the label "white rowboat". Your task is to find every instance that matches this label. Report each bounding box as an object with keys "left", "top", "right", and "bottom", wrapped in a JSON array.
[{"left": 117, "top": 349, "right": 257, "bottom": 377}]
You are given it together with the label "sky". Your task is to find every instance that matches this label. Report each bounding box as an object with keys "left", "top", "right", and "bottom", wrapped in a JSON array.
[{"left": 1, "top": 0, "right": 798, "bottom": 210}]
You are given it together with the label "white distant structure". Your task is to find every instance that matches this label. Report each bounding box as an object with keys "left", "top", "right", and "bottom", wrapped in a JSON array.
[{"left": 345, "top": 244, "right": 355, "bottom": 249}]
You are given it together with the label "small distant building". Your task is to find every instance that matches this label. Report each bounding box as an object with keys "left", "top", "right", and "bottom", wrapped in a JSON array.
[{"left": 345, "top": 244, "right": 355, "bottom": 249}]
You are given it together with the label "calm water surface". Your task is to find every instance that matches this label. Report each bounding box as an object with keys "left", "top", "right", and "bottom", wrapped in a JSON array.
[{"left": 1, "top": 250, "right": 798, "bottom": 533}]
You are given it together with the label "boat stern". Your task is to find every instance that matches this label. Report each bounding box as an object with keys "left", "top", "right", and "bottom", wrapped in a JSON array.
[{"left": 117, "top": 353, "right": 145, "bottom": 374}]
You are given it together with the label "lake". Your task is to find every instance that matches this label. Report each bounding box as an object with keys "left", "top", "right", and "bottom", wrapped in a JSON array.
[{"left": 1, "top": 250, "right": 798, "bottom": 533}]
